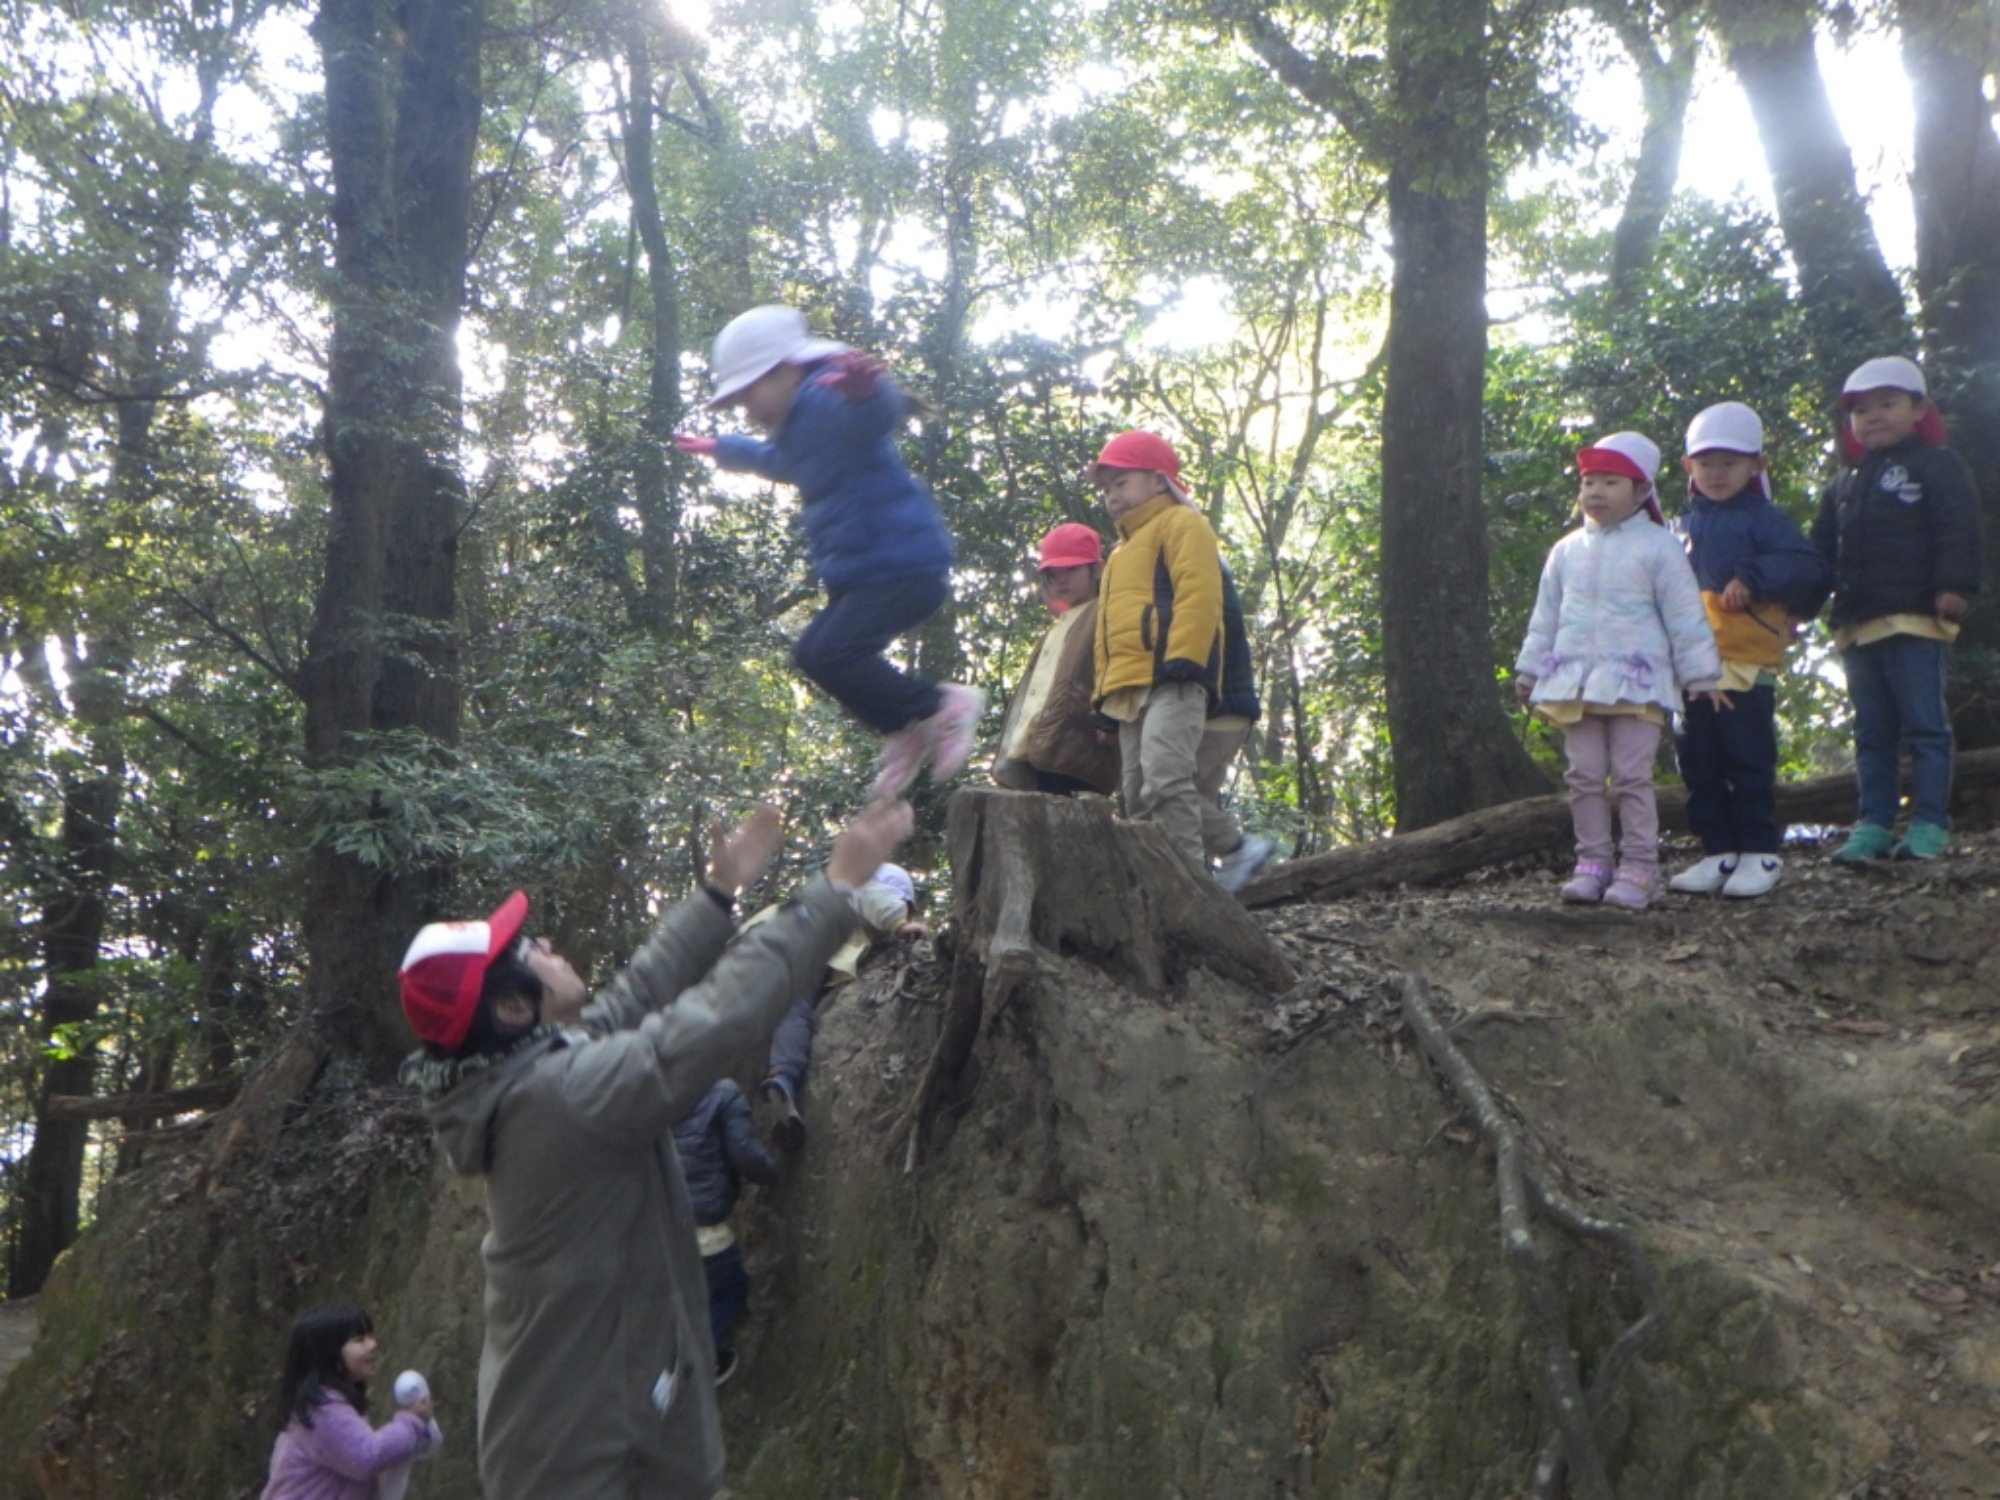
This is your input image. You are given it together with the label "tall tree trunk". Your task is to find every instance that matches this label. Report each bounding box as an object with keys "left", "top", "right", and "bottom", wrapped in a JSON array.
[
  {"left": 618, "top": 26, "right": 687, "bottom": 638},
  {"left": 302, "top": 0, "right": 481, "bottom": 1071},
  {"left": 1378, "top": 0, "right": 1548, "bottom": 831},
  {"left": 1601, "top": 3, "right": 1697, "bottom": 304},
  {"left": 1710, "top": 0, "right": 1911, "bottom": 394},
  {"left": 1900, "top": 0, "right": 2000, "bottom": 747},
  {"left": 8, "top": 655, "right": 122, "bottom": 1295}
]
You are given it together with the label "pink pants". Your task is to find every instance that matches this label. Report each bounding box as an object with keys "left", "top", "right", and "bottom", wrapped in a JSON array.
[{"left": 1562, "top": 716, "right": 1661, "bottom": 873}]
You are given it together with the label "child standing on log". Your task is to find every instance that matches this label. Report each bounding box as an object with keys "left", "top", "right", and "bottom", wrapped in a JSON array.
[
  {"left": 1666, "top": 402, "right": 1830, "bottom": 899},
  {"left": 1811, "top": 356, "right": 1982, "bottom": 862},
  {"left": 675, "top": 305, "right": 983, "bottom": 799},
  {"left": 1515, "top": 432, "right": 1724, "bottom": 911}
]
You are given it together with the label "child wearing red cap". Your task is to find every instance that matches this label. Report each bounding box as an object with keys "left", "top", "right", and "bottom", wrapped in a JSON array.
[
  {"left": 674, "top": 305, "right": 981, "bottom": 799},
  {"left": 1088, "top": 431, "right": 1229, "bottom": 877},
  {"left": 1811, "top": 356, "right": 1982, "bottom": 862},
  {"left": 991, "top": 521, "right": 1120, "bottom": 796},
  {"left": 1515, "top": 432, "right": 1724, "bottom": 910}
]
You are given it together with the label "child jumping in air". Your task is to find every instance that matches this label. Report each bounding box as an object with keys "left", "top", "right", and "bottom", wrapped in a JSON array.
[
  {"left": 259, "top": 1304, "right": 438, "bottom": 1500},
  {"left": 1667, "top": 402, "right": 1830, "bottom": 898},
  {"left": 1812, "top": 356, "right": 1982, "bottom": 861},
  {"left": 675, "top": 305, "right": 982, "bottom": 798},
  {"left": 1516, "top": 433, "right": 1724, "bottom": 911}
]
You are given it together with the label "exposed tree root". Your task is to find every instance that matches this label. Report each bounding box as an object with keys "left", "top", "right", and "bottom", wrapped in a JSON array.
[{"left": 1399, "top": 973, "right": 1669, "bottom": 1500}]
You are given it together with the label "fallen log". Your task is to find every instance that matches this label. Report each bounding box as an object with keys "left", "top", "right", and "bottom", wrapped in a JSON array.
[
  {"left": 1244, "top": 745, "right": 2000, "bottom": 909},
  {"left": 43, "top": 1079, "right": 241, "bottom": 1122}
]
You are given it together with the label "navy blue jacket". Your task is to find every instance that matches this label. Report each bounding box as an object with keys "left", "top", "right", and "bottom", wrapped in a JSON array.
[
  {"left": 1214, "top": 562, "right": 1261, "bottom": 722},
  {"left": 672, "top": 1079, "right": 776, "bottom": 1227},
  {"left": 712, "top": 365, "right": 954, "bottom": 593},
  {"left": 1811, "top": 438, "right": 1982, "bottom": 628},
  {"left": 1678, "top": 488, "right": 1830, "bottom": 619}
]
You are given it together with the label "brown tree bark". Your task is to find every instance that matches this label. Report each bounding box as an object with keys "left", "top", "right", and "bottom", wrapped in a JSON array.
[
  {"left": 1901, "top": 0, "right": 2000, "bottom": 747},
  {"left": 1377, "top": 0, "right": 1550, "bottom": 829},
  {"left": 1243, "top": 745, "right": 2000, "bottom": 907},
  {"left": 897, "top": 789, "right": 1293, "bottom": 1166},
  {"left": 301, "top": 0, "right": 482, "bottom": 1071},
  {"left": 1709, "top": 0, "right": 1911, "bottom": 392}
]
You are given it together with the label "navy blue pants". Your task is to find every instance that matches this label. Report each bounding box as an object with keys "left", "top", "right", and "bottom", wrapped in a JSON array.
[
  {"left": 704, "top": 1243, "right": 749, "bottom": 1353},
  {"left": 1842, "top": 635, "right": 1953, "bottom": 830},
  {"left": 792, "top": 575, "right": 948, "bottom": 733},
  {"left": 1675, "top": 683, "right": 1779, "bottom": 854}
]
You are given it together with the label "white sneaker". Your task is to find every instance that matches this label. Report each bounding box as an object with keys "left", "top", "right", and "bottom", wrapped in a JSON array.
[
  {"left": 1215, "top": 834, "right": 1273, "bottom": 895},
  {"left": 1667, "top": 853, "right": 1737, "bottom": 894},
  {"left": 1721, "top": 854, "right": 1783, "bottom": 898}
]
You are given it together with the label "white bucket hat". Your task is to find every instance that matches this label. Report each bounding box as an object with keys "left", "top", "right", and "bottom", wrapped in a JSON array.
[{"left": 706, "top": 305, "right": 849, "bottom": 408}]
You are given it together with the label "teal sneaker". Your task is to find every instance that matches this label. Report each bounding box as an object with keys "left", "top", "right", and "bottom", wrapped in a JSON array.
[
  {"left": 1834, "top": 824, "right": 1896, "bottom": 862},
  {"left": 1892, "top": 821, "right": 1950, "bottom": 860}
]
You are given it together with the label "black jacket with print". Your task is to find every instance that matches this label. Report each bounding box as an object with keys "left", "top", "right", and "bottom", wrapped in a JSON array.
[{"left": 1810, "top": 437, "right": 1982, "bottom": 628}]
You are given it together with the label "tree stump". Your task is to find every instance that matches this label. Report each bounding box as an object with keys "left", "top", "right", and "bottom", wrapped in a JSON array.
[{"left": 896, "top": 788, "right": 1294, "bottom": 1168}]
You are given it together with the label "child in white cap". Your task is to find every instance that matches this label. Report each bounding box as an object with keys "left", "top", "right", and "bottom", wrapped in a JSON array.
[
  {"left": 1811, "top": 356, "right": 1982, "bottom": 861},
  {"left": 675, "top": 305, "right": 983, "bottom": 799},
  {"left": 1515, "top": 433, "right": 1724, "bottom": 910},
  {"left": 1666, "top": 402, "right": 1830, "bottom": 898}
]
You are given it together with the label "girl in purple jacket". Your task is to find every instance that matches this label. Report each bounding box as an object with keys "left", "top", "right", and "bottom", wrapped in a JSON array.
[{"left": 259, "top": 1304, "right": 436, "bottom": 1500}]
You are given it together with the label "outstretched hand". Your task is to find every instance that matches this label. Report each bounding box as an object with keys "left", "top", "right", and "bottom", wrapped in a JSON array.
[
  {"left": 813, "top": 350, "right": 884, "bottom": 401},
  {"left": 707, "top": 803, "right": 782, "bottom": 896},
  {"left": 1691, "top": 689, "right": 1733, "bottom": 712},
  {"left": 829, "top": 799, "right": 914, "bottom": 887},
  {"left": 673, "top": 432, "right": 718, "bottom": 457}
]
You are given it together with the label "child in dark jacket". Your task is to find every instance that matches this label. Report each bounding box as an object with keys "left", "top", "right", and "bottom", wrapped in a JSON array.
[
  {"left": 1810, "top": 357, "right": 1982, "bottom": 861},
  {"left": 671, "top": 1078, "right": 779, "bottom": 1386},
  {"left": 676, "top": 305, "right": 983, "bottom": 799},
  {"left": 1667, "top": 402, "right": 1831, "bottom": 899}
]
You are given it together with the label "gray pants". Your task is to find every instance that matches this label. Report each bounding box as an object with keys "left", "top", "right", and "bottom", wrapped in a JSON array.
[{"left": 1118, "top": 681, "right": 1209, "bottom": 873}]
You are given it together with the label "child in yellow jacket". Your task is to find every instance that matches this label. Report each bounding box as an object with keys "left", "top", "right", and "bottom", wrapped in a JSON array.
[{"left": 1088, "top": 431, "right": 1224, "bottom": 876}]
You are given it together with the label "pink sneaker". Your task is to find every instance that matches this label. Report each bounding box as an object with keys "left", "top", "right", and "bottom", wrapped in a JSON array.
[
  {"left": 871, "top": 725, "right": 928, "bottom": 800},
  {"left": 920, "top": 683, "right": 986, "bottom": 781},
  {"left": 1600, "top": 866, "right": 1659, "bottom": 911},
  {"left": 1560, "top": 860, "right": 1612, "bottom": 904}
]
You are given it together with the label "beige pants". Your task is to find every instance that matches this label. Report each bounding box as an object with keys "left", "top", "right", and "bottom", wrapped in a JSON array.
[
  {"left": 1118, "top": 682, "right": 1209, "bottom": 873},
  {"left": 1195, "top": 722, "right": 1250, "bottom": 858}
]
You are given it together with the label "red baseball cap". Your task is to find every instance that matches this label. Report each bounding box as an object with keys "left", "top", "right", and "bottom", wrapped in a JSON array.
[
  {"left": 399, "top": 890, "right": 529, "bottom": 1050},
  {"left": 1037, "top": 522, "right": 1103, "bottom": 570},
  {"left": 1084, "top": 431, "right": 1190, "bottom": 501}
]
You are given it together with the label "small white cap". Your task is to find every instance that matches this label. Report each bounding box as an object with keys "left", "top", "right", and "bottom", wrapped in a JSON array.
[
  {"left": 393, "top": 1370, "right": 430, "bottom": 1407},
  {"left": 1684, "top": 401, "right": 1763, "bottom": 456},
  {"left": 1841, "top": 356, "right": 1926, "bottom": 404},
  {"left": 706, "top": 305, "right": 848, "bottom": 407}
]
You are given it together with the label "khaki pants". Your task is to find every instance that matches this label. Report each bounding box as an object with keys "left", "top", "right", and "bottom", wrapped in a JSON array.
[
  {"left": 1195, "top": 722, "right": 1250, "bottom": 859},
  {"left": 1118, "top": 682, "right": 1209, "bottom": 873}
]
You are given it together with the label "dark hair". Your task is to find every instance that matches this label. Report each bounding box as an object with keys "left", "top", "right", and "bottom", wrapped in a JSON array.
[
  {"left": 277, "top": 1303, "right": 373, "bottom": 1429},
  {"left": 448, "top": 951, "right": 547, "bottom": 1058}
]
